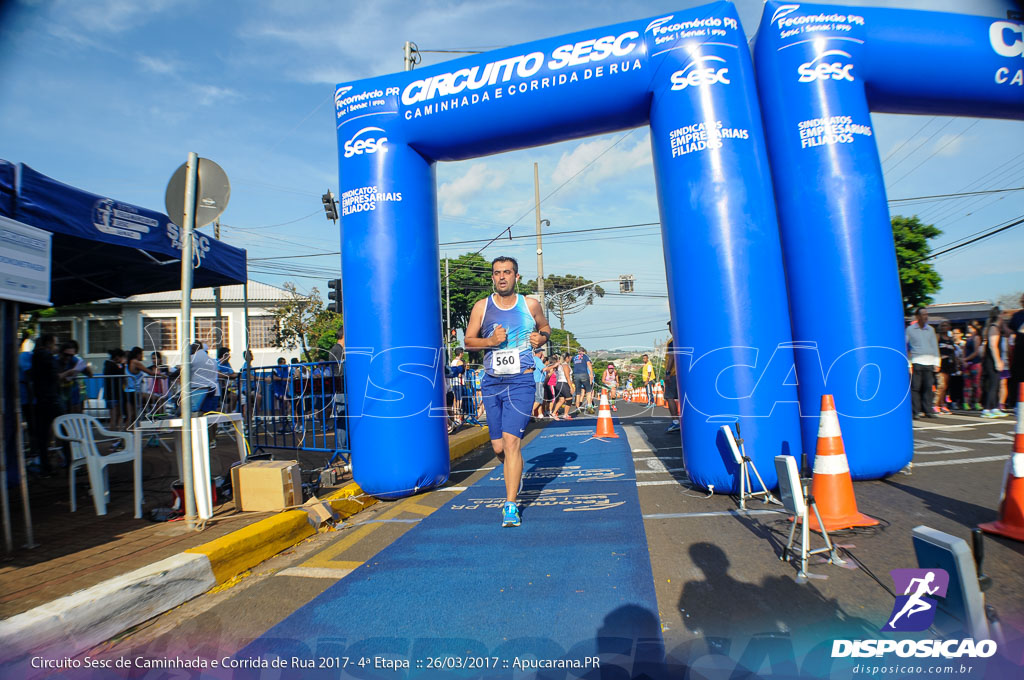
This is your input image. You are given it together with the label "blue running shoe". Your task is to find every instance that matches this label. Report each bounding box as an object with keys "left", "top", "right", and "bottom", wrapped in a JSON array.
[{"left": 502, "top": 501, "right": 521, "bottom": 528}]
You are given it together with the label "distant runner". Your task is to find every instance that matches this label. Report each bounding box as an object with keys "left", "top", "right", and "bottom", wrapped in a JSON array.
[
  {"left": 641, "top": 354, "right": 657, "bottom": 405},
  {"left": 572, "top": 346, "right": 594, "bottom": 415},
  {"left": 602, "top": 362, "right": 618, "bottom": 412},
  {"left": 465, "top": 256, "right": 551, "bottom": 528}
]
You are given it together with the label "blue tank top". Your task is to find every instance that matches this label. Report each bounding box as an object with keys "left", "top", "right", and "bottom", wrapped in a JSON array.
[{"left": 482, "top": 294, "right": 535, "bottom": 376}]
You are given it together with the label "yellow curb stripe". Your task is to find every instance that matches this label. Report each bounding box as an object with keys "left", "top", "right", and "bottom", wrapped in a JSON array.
[
  {"left": 186, "top": 511, "right": 314, "bottom": 584},
  {"left": 400, "top": 502, "right": 439, "bottom": 516},
  {"left": 302, "top": 494, "right": 439, "bottom": 569},
  {"left": 450, "top": 426, "right": 491, "bottom": 461}
]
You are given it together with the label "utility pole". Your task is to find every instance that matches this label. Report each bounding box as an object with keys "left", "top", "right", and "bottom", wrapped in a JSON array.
[
  {"left": 179, "top": 152, "right": 199, "bottom": 531},
  {"left": 404, "top": 41, "right": 417, "bottom": 71},
  {"left": 533, "top": 163, "right": 546, "bottom": 310},
  {"left": 213, "top": 219, "right": 222, "bottom": 348},
  {"left": 444, "top": 255, "right": 451, "bottom": 349}
]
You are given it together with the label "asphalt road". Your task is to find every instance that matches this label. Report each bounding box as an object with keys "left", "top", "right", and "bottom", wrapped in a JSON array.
[{"left": 95, "top": 403, "right": 1023, "bottom": 677}]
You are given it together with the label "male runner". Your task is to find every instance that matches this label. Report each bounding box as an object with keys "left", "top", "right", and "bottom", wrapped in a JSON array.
[
  {"left": 641, "top": 354, "right": 657, "bottom": 404},
  {"left": 572, "top": 346, "right": 594, "bottom": 414},
  {"left": 465, "top": 256, "right": 551, "bottom": 527},
  {"left": 664, "top": 321, "right": 681, "bottom": 432}
]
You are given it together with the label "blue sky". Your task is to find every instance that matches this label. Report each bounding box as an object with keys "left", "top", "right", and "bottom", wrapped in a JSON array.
[{"left": 1, "top": 0, "right": 1021, "bottom": 350}]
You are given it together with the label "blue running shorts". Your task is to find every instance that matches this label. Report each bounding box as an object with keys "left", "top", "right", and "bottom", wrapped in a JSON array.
[{"left": 481, "top": 372, "right": 535, "bottom": 440}]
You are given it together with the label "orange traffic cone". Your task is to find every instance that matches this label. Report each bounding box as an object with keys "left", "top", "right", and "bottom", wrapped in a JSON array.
[
  {"left": 805, "top": 395, "right": 878, "bottom": 532},
  {"left": 979, "top": 384, "right": 1024, "bottom": 542},
  {"left": 595, "top": 389, "right": 619, "bottom": 439}
]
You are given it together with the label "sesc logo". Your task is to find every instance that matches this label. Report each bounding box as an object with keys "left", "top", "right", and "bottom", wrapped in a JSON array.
[
  {"left": 797, "top": 49, "right": 855, "bottom": 83},
  {"left": 343, "top": 126, "right": 388, "bottom": 159},
  {"left": 671, "top": 55, "right": 730, "bottom": 90}
]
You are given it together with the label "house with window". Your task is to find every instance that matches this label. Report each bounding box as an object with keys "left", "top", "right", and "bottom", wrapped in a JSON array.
[{"left": 33, "top": 281, "right": 303, "bottom": 371}]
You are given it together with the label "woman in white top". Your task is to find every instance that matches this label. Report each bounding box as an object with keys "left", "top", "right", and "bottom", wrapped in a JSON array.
[{"left": 550, "top": 353, "right": 575, "bottom": 420}]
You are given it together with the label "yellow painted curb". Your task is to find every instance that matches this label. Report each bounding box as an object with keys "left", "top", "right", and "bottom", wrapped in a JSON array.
[
  {"left": 449, "top": 426, "right": 491, "bottom": 461},
  {"left": 324, "top": 482, "right": 379, "bottom": 519},
  {"left": 186, "top": 511, "right": 314, "bottom": 584},
  {"left": 188, "top": 430, "right": 492, "bottom": 585}
]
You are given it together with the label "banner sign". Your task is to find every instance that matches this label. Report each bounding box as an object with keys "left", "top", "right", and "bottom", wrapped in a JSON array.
[{"left": 0, "top": 215, "right": 51, "bottom": 306}]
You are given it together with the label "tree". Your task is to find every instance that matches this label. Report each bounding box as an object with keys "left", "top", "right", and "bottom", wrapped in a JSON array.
[
  {"left": 308, "top": 313, "right": 345, "bottom": 359},
  {"left": 524, "top": 274, "right": 605, "bottom": 331},
  {"left": 271, "top": 282, "right": 340, "bottom": 361},
  {"left": 995, "top": 290, "right": 1024, "bottom": 310},
  {"left": 547, "top": 327, "right": 581, "bottom": 354},
  {"left": 440, "top": 252, "right": 493, "bottom": 339},
  {"left": 892, "top": 215, "right": 942, "bottom": 316}
]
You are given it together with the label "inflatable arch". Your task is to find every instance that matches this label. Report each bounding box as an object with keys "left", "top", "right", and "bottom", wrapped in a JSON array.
[
  {"left": 755, "top": 1, "right": 1024, "bottom": 475},
  {"left": 334, "top": 1, "right": 1023, "bottom": 498}
]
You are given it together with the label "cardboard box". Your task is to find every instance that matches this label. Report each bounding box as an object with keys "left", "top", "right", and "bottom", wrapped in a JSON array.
[
  {"left": 301, "top": 497, "right": 338, "bottom": 528},
  {"left": 231, "top": 460, "right": 302, "bottom": 512}
]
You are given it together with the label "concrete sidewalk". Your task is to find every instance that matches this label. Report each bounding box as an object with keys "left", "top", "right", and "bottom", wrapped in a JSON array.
[{"left": 0, "top": 423, "right": 492, "bottom": 668}]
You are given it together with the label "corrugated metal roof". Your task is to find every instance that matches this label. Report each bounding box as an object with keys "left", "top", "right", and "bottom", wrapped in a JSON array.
[{"left": 122, "top": 280, "right": 293, "bottom": 303}]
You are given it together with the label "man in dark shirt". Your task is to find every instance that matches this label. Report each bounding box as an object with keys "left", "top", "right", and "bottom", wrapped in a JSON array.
[
  {"left": 30, "top": 334, "right": 62, "bottom": 475},
  {"left": 1008, "top": 293, "right": 1024, "bottom": 412},
  {"left": 328, "top": 328, "right": 347, "bottom": 447}
]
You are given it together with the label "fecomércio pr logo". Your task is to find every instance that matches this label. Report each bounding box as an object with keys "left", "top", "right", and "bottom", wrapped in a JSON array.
[{"left": 882, "top": 568, "right": 949, "bottom": 632}]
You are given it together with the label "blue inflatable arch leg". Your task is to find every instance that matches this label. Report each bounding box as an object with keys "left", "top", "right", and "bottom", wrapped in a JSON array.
[{"left": 755, "top": 2, "right": 1024, "bottom": 479}]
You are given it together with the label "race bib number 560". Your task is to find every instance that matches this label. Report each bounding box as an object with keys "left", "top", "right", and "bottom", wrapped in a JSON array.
[{"left": 493, "top": 348, "right": 521, "bottom": 375}]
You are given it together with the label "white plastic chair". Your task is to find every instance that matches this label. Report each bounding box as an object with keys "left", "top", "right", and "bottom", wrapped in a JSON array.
[{"left": 53, "top": 414, "right": 142, "bottom": 518}]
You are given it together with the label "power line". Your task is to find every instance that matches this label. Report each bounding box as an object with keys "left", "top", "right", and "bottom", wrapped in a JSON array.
[
  {"left": 247, "top": 221, "right": 661, "bottom": 262},
  {"left": 883, "top": 118, "right": 956, "bottom": 177},
  {"left": 881, "top": 116, "right": 937, "bottom": 166},
  {"left": 912, "top": 215, "right": 1024, "bottom": 264},
  {"left": 888, "top": 120, "right": 980, "bottom": 189},
  {"left": 474, "top": 129, "right": 641, "bottom": 255},
  {"left": 887, "top": 186, "right": 1024, "bottom": 204},
  {"left": 225, "top": 209, "right": 323, "bottom": 230}
]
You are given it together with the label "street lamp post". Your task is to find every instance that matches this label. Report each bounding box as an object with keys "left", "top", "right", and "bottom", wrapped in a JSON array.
[{"left": 545, "top": 277, "right": 633, "bottom": 352}]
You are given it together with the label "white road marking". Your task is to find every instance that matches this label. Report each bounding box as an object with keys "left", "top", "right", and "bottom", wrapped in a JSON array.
[
  {"left": 277, "top": 567, "right": 354, "bottom": 579},
  {"left": 913, "top": 420, "right": 1012, "bottom": 431},
  {"left": 623, "top": 425, "right": 655, "bottom": 454},
  {"left": 643, "top": 509, "right": 784, "bottom": 519},
  {"left": 912, "top": 455, "right": 1007, "bottom": 467}
]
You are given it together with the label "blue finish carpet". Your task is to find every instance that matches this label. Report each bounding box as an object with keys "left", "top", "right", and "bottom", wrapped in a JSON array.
[{"left": 239, "top": 420, "right": 663, "bottom": 678}]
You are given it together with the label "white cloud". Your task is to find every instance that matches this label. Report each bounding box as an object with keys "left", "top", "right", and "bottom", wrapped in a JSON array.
[
  {"left": 192, "top": 84, "right": 242, "bottom": 107},
  {"left": 933, "top": 132, "right": 967, "bottom": 157},
  {"left": 137, "top": 55, "right": 179, "bottom": 75},
  {"left": 551, "top": 132, "right": 652, "bottom": 188},
  {"left": 52, "top": 0, "right": 181, "bottom": 34},
  {"left": 439, "top": 163, "right": 507, "bottom": 217}
]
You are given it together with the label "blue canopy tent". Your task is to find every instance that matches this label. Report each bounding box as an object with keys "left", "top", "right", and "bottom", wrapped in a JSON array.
[
  {"left": 10, "top": 164, "right": 246, "bottom": 306},
  {"left": 1, "top": 161, "right": 247, "bottom": 552}
]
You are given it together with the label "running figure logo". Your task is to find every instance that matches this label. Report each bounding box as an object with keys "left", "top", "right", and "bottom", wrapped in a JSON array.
[{"left": 882, "top": 568, "right": 950, "bottom": 632}]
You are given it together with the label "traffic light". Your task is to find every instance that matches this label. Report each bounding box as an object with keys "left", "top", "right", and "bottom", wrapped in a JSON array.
[
  {"left": 327, "top": 278, "right": 342, "bottom": 314},
  {"left": 322, "top": 190, "right": 339, "bottom": 222},
  {"left": 619, "top": 274, "right": 635, "bottom": 293}
]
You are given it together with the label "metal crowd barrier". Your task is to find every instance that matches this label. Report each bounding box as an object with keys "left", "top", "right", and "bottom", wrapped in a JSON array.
[
  {"left": 448, "top": 362, "right": 485, "bottom": 432},
  {"left": 244, "top": 362, "right": 350, "bottom": 465}
]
